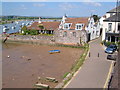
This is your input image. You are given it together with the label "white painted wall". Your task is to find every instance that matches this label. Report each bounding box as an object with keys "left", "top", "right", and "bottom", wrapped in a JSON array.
[{"left": 102, "top": 21, "right": 119, "bottom": 41}]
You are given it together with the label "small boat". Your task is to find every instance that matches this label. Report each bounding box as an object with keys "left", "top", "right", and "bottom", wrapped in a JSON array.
[
  {"left": 26, "top": 23, "right": 30, "bottom": 26},
  {"left": 15, "top": 21, "right": 19, "bottom": 24},
  {"left": 12, "top": 26, "right": 16, "bottom": 29},
  {"left": 3, "top": 27, "right": 9, "bottom": 32},
  {"left": 22, "top": 23, "right": 25, "bottom": 26},
  {"left": 48, "top": 50, "right": 60, "bottom": 54}
]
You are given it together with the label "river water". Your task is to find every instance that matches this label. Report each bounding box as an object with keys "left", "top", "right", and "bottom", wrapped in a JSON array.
[
  {"left": 0, "top": 20, "right": 34, "bottom": 34},
  {"left": 0, "top": 19, "right": 61, "bottom": 34}
]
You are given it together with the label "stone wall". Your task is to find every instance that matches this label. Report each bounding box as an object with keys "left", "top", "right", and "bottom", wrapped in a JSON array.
[
  {"left": 55, "top": 30, "right": 88, "bottom": 45},
  {"left": 2, "top": 35, "right": 55, "bottom": 45},
  {"left": 1, "top": 30, "right": 88, "bottom": 45}
]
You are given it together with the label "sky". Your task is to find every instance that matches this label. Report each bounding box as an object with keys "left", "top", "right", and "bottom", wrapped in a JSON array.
[{"left": 1, "top": 2, "right": 117, "bottom": 17}]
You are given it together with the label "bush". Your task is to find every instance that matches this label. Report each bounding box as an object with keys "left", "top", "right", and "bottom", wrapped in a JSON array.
[
  {"left": 22, "top": 29, "right": 39, "bottom": 35},
  {"left": 30, "top": 30, "right": 39, "bottom": 35},
  {"left": 23, "top": 30, "right": 30, "bottom": 35},
  {"left": 103, "top": 41, "right": 117, "bottom": 47},
  {"left": 21, "top": 26, "right": 27, "bottom": 31}
]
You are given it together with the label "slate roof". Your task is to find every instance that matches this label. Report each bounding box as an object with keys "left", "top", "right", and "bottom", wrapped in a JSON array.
[
  {"left": 103, "top": 14, "right": 120, "bottom": 22},
  {"left": 107, "top": 6, "right": 120, "bottom": 13}
]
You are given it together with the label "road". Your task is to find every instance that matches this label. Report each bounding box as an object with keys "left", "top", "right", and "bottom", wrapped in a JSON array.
[{"left": 65, "top": 37, "right": 113, "bottom": 88}]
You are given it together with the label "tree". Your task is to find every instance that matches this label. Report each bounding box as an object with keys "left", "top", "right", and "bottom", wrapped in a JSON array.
[
  {"left": 92, "top": 15, "right": 99, "bottom": 22},
  {"left": 21, "top": 26, "right": 27, "bottom": 31},
  {"left": 38, "top": 24, "right": 44, "bottom": 30}
]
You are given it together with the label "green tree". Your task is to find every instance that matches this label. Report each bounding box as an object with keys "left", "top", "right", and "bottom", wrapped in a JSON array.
[
  {"left": 21, "top": 26, "right": 27, "bottom": 31},
  {"left": 92, "top": 15, "right": 99, "bottom": 22},
  {"left": 38, "top": 24, "right": 44, "bottom": 30}
]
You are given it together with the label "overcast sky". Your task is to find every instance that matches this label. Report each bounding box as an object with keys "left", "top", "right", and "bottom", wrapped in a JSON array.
[{"left": 1, "top": 2, "right": 116, "bottom": 17}]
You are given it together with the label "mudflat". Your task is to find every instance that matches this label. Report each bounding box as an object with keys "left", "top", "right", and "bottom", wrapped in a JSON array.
[{"left": 2, "top": 43, "right": 84, "bottom": 88}]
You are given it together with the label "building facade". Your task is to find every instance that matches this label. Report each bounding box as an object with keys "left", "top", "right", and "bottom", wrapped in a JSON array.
[
  {"left": 27, "top": 17, "right": 60, "bottom": 34},
  {"left": 55, "top": 15, "right": 100, "bottom": 45},
  {"left": 100, "top": 6, "right": 120, "bottom": 42}
]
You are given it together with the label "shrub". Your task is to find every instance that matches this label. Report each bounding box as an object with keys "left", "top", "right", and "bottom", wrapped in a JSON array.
[
  {"left": 103, "top": 41, "right": 117, "bottom": 47},
  {"left": 30, "top": 30, "right": 39, "bottom": 35},
  {"left": 21, "top": 26, "right": 27, "bottom": 31},
  {"left": 23, "top": 30, "right": 30, "bottom": 35}
]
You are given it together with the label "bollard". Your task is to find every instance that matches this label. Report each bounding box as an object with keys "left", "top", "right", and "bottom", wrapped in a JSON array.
[
  {"left": 89, "top": 52, "right": 90, "bottom": 57},
  {"left": 98, "top": 53, "right": 99, "bottom": 57}
]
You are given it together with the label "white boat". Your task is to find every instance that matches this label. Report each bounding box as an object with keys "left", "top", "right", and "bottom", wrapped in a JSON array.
[
  {"left": 22, "top": 23, "right": 25, "bottom": 26},
  {"left": 12, "top": 26, "right": 16, "bottom": 29},
  {"left": 3, "top": 27, "right": 9, "bottom": 32},
  {"left": 26, "top": 23, "right": 30, "bottom": 26},
  {"left": 15, "top": 21, "right": 19, "bottom": 24}
]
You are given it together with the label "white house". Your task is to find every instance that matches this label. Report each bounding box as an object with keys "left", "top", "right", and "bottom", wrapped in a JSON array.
[
  {"left": 59, "top": 15, "right": 100, "bottom": 42},
  {"left": 101, "top": 6, "right": 120, "bottom": 42}
]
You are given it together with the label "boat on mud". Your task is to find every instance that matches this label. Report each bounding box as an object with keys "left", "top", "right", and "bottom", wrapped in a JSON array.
[{"left": 48, "top": 50, "right": 60, "bottom": 54}]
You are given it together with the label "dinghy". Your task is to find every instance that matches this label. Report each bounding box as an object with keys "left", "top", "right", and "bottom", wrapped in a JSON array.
[{"left": 48, "top": 50, "right": 60, "bottom": 54}]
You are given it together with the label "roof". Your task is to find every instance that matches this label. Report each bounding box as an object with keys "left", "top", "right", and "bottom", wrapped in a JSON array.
[
  {"left": 107, "top": 6, "right": 120, "bottom": 13},
  {"left": 27, "top": 21, "right": 60, "bottom": 30},
  {"left": 103, "top": 14, "right": 120, "bottom": 22},
  {"left": 65, "top": 17, "right": 89, "bottom": 30}
]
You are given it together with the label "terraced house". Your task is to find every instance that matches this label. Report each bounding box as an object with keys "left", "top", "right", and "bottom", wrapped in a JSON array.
[
  {"left": 55, "top": 15, "right": 100, "bottom": 45},
  {"left": 27, "top": 15, "right": 101, "bottom": 45}
]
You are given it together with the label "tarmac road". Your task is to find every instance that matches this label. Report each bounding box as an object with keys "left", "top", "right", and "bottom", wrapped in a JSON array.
[{"left": 65, "top": 37, "right": 113, "bottom": 88}]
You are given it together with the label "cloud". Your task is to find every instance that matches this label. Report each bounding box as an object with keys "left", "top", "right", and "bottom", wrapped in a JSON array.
[
  {"left": 33, "top": 3, "right": 45, "bottom": 7},
  {"left": 84, "top": 2, "right": 102, "bottom": 7},
  {"left": 59, "top": 3, "right": 77, "bottom": 11}
]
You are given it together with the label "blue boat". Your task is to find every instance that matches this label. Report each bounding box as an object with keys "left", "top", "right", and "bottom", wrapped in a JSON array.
[{"left": 48, "top": 50, "right": 60, "bottom": 54}]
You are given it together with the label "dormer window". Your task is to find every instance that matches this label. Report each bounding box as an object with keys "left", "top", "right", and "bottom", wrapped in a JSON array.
[
  {"left": 63, "top": 23, "right": 71, "bottom": 30},
  {"left": 76, "top": 24, "right": 84, "bottom": 30},
  {"left": 64, "top": 24, "right": 69, "bottom": 29}
]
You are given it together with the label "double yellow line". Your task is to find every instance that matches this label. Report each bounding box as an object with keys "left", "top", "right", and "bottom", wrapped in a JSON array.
[{"left": 103, "top": 61, "right": 114, "bottom": 90}]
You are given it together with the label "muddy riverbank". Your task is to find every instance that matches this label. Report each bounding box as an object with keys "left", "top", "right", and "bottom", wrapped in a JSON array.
[{"left": 2, "top": 42, "right": 84, "bottom": 88}]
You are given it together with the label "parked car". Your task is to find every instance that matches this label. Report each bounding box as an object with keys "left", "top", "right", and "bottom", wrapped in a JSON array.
[
  {"left": 107, "top": 54, "right": 117, "bottom": 60},
  {"left": 105, "top": 45, "right": 117, "bottom": 54}
]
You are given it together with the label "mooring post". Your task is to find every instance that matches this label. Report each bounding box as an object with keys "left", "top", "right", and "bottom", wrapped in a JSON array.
[
  {"left": 89, "top": 52, "right": 90, "bottom": 57},
  {"left": 98, "top": 53, "right": 99, "bottom": 57}
]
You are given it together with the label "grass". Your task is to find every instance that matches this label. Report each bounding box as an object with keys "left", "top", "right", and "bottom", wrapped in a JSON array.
[
  {"left": 62, "top": 72, "right": 70, "bottom": 79},
  {"left": 72, "top": 44, "right": 89, "bottom": 73},
  {"left": 62, "top": 43, "right": 89, "bottom": 87}
]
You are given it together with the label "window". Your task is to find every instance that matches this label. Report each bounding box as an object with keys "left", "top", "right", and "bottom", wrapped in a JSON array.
[
  {"left": 118, "top": 23, "right": 120, "bottom": 31},
  {"left": 76, "top": 24, "right": 83, "bottom": 30},
  {"left": 64, "top": 25, "right": 69, "bottom": 29},
  {"left": 63, "top": 31, "right": 67, "bottom": 37},
  {"left": 32, "top": 27, "right": 35, "bottom": 29},
  {"left": 108, "top": 23, "right": 112, "bottom": 31},
  {"left": 73, "top": 32, "right": 76, "bottom": 37},
  {"left": 64, "top": 23, "right": 71, "bottom": 30}
]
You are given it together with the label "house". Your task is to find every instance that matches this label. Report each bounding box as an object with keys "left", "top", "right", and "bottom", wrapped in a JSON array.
[
  {"left": 55, "top": 15, "right": 100, "bottom": 45},
  {"left": 86, "top": 17, "right": 100, "bottom": 41},
  {"left": 100, "top": 6, "right": 120, "bottom": 42},
  {"left": 27, "top": 17, "right": 60, "bottom": 34}
]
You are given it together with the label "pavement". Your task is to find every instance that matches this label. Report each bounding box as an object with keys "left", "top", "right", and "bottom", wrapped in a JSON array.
[{"left": 65, "top": 37, "right": 113, "bottom": 88}]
